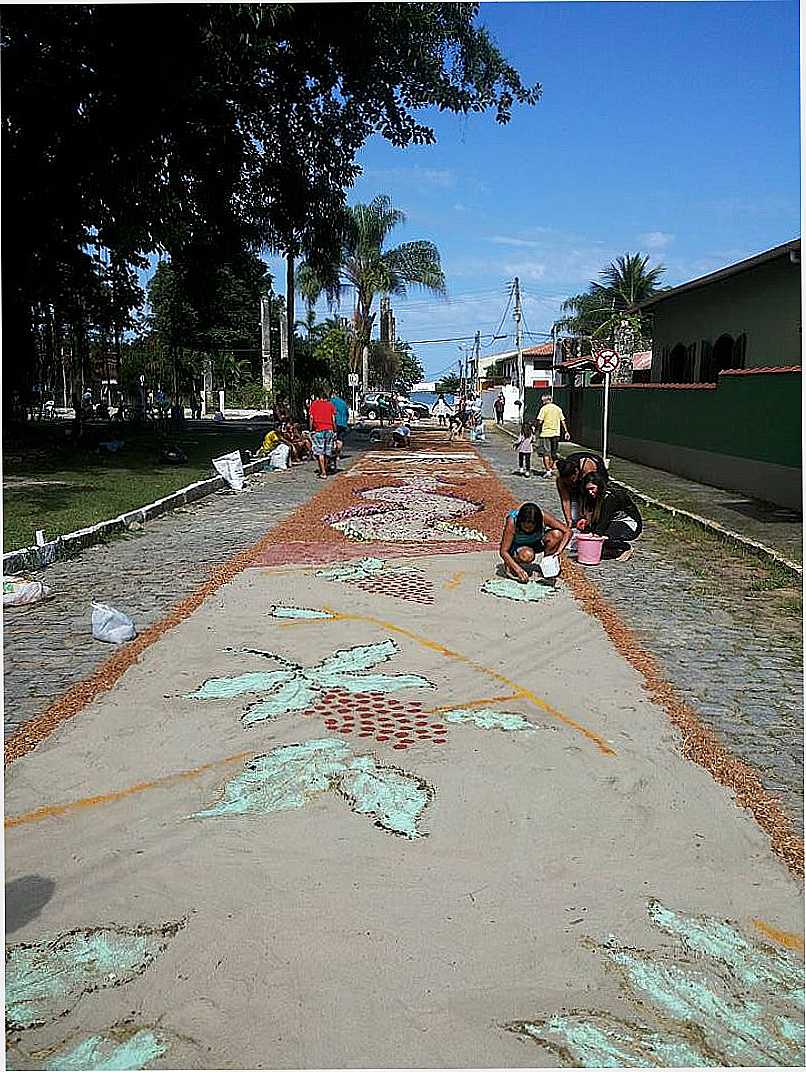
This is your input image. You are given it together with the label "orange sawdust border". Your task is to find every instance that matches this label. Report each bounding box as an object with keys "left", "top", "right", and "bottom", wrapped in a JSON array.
[{"left": 560, "top": 555, "right": 804, "bottom": 878}]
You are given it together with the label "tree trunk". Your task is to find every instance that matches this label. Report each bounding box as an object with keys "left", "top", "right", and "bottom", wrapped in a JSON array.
[{"left": 286, "top": 250, "right": 296, "bottom": 418}]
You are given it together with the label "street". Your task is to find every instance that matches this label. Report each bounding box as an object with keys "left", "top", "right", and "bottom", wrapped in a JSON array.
[{"left": 5, "top": 430, "right": 804, "bottom": 1070}]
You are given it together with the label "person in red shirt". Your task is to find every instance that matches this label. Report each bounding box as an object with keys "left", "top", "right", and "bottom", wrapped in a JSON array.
[{"left": 308, "top": 387, "right": 337, "bottom": 478}]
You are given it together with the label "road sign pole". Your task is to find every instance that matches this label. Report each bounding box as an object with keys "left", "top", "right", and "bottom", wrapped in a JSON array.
[{"left": 602, "top": 370, "right": 610, "bottom": 467}]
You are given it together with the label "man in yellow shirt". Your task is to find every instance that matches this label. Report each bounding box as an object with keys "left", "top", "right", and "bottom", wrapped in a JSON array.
[{"left": 535, "top": 393, "right": 570, "bottom": 477}]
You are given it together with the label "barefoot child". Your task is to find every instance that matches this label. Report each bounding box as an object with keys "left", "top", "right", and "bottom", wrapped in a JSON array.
[{"left": 499, "top": 502, "right": 571, "bottom": 583}]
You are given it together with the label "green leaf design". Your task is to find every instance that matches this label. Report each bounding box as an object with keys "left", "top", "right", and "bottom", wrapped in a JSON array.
[
  {"left": 481, "top": 578, "right": 555, "bottom": 602},
  {"left": 315, "top": 639, "right": 398, "bottom": 676},
  {"left": 6, "top": 923, "right": 182, "bottom": 1031},
  {"left": 194, "top": 738, "right": 351, "bottom": 818},
  {"left": 241, "top": 677, "right": 319, "bottom": 725},
  {"left": 335, "top": 756, "right": 433, "bottom": 838},
  {"left": 321, "top": 671, "right": 436, "bottom": 694},
  {"left": 316, "top": 557, "right": 385, "bottom": 580},
  {"left": 506, "top": 899, "right": 806, "bottom": 1067},
  {"left": 269, "top": 605, "right": 335, "bottom": 620},
  {"left": 44, "top": 1028, "right": 167, "bottom": 1071},
  {"left": 187, "top": 669, "right": 293, "bottom": 701},
  {"left": 189, "top": 638, "right": 435, "bottom": 726},
  {"left": 442, "top": 708, "right": 537, "bottom": 732}
]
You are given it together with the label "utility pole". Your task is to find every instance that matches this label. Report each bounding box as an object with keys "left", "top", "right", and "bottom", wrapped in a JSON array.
[
  {"left": 260, "top": 294, "right": 273, "bottom": 398},
  {"left": 550, "top": 322, "right": 558, "bottom": 400},
  {"left": 513, "top": 277, "right": 523, "bottom": 400},
  {"left": 473, "top": 330, "right": 481, "bottom": 394},
  {"left": 286, "top": 251, "right": 296, "bottom": 417}
]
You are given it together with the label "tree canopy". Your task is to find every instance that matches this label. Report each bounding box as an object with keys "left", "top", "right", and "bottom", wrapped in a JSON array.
[
  {"left": 2, "top": 3, "right": 539, "bottom": 403},
  {"left": 557, "top": 253, "right": 666, "bottom": 348}
]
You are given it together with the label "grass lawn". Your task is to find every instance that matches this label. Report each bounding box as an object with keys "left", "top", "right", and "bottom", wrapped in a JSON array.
[{"left": 3, "top": 422, "right": 267, "bottom": 552}]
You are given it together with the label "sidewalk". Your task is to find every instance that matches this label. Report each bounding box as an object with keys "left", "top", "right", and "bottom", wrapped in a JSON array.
[
  {"left": 499, "top": 423, "right": 802, "bottom": 564},
  {"left": 5, "top": 428, "right": 803, "bottom": 1070}
]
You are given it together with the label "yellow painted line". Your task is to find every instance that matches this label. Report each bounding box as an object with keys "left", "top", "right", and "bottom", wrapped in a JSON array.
[
  {"left": 5, "top": 750, "right": 254, "bottom": 830},
  {"left": 426, "top": 693, "right": 524, "bottom": 714},
  {"left": 443, "top": 571, "right": 466, "bottom": 590},
  {"left": 322, "top": 607, "right": 616, "bottom": 756},
  {"left": 752, "top": 918, "right": 805, "bottom": 953}
]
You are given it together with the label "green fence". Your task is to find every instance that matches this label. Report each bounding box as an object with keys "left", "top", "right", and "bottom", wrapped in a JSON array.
[{"left": 527, "top": 370, "right": 801, "bottom": 469}]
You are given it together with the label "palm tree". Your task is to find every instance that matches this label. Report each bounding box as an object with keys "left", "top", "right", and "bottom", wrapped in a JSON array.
[
  {"left": 297, "top": 194, "right": 446, "bottom": 370},
  {"left": 557, "top": 253, "right": 666, "bottom": 351},
  {"left": 591, "top": 253, "right": 666, "bottom": 313}
]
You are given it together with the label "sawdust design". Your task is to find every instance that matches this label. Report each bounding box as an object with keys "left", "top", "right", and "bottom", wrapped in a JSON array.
[
  {"left": 6, "top": 921, "right": 184, "bottom": 1032},
  {"left": 317, "top": 557, "right": 436, "bottom": 604},
  {"left": 507, "top": 898, "right": 805, "bottom": 1067},
  {"left": 194, "top": 737, "right": 434, "bottom": 839},
  {"left": 187, "top": 639, "right": 437, "bottom": 727},
  {"left": 325, "top": 478, "right": 488, "bottom": 544}
]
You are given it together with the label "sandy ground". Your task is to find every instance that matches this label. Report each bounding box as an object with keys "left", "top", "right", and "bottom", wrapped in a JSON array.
[{"left": 5, "top": 441, "right": 804, "bottom": 1070}]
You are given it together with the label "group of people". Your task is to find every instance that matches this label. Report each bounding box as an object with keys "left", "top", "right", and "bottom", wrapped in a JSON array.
[
  {"left": 514, "top": 393, "right": 571, "bottom": 478},
  {"left": 431, "top": 392, "right": 484, "bottom": 441},
  {"left": 256, "top": 388, "right": 350, "bottom": 478},
  {"left": 500, "top": 446, "right": 643, "bottom": 577}
]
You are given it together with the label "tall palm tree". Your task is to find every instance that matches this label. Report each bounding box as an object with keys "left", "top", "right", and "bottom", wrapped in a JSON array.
[
  {"left": 297, "top": 195, "right": 446, "bottom": 370},
  {"left": 557, "top": 253, "right": 666, "bottom": 349},
  {"left": 591, "top": 253, "right": 666, "bottom": 313}
]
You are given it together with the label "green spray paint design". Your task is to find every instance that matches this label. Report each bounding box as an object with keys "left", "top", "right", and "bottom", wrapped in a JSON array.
[
  {"left": 186, "top": 638, "right": 436, "bottom": 726},
  {"left": 481, "top": 578, "right": 556, "bottom": 603},
  {"left": 43, "top": 1028, "right": 167, "bottom": 1071},
  {"left": 316, "top": 558, "right": 386, "bottom": 581},
  {"left": 194, "top": 737, "right": 433, "bottom": 839},
  {"left": 6, "top": 922, "right": 183, "bottom": 1031},
  {"left": 442, "top": 708, "right": 538, "bottom": 733},
  {"left": 506, "top": 899, "right": 805, "bottom": 1067}
]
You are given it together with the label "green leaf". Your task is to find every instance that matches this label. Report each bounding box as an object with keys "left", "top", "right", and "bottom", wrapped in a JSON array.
[
  {"left": 313, "top": 639, "right": 398, "bottom": 677},
  {"left": 335, "top": 756, "right": 432, "bottom": 838},
  {"left": 187, "top": 669, "right": 293, "bottom": 701},
  {"left": 323, "top": 671, "right": 436, "bottom": 694},
  {"left": 241, "top": 677, "right": 318, "bottom": 724},
  {"left": 194, "top": 738, "right": 351, "bottom": 818}
]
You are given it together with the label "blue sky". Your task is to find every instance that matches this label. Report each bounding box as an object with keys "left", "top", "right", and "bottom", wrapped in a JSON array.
[{"left": 262, "top": 0, "right": 799, "bottom": 381}]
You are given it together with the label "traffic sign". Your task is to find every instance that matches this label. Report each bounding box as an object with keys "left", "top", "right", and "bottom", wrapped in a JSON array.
[
  {"left": 348, "top": 373, "right": 360, "bottom": 387},
  {"left": 595, "top": 349, "right": 619, "bottom": 374}
]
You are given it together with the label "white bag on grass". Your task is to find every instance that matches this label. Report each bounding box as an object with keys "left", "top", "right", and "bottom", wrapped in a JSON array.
[
  {"left": 268, "top": 443, "right": 291, "bottom": 470},
  {"left": 3, "top": 576, "right": 51, "bottom": 607},
  {"left": 212, "top": 450, "right": 245, "bottom": 490},
  {"left": 91, "top": 601, "right": 136, "bottom": 644}
]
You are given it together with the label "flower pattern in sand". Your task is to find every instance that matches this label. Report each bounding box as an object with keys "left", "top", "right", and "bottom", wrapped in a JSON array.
[{"left": 325, "top": 478, "right": 487, "bottom": 544}]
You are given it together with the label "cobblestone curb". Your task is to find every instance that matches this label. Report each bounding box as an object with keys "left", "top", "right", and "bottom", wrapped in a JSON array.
[
  {"left": 3, "top": 457, "right": 270, "bottom": 576},
  {"left": 488, "top": 423, "right": 802, "bottom": 579}
]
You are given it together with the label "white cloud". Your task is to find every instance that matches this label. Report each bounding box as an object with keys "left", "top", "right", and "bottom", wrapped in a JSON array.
[
  {"left": 640, "top": 231, "right": 674, "bottom": 250},
  {"left": 489, "top": 235, "right": 544, "bottom": 249},
  {"left": 362, "top": 165, "right": 457, "bottom": 190}
]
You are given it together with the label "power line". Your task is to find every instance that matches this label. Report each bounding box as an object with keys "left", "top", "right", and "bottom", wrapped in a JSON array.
[{"left": 483, "top": 286, "right": 515, "bottom": 353}]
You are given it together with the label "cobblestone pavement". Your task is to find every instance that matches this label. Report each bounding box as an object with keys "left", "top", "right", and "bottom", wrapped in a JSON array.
[
  {"left": 481, "top": 431, "right": 804, "bottom": 831},
  {"left": 4, "top": 452, "right": 361, "bottom": 737},
  {"left": 501, "top": 424, "right": 802, "bottom": 562}
]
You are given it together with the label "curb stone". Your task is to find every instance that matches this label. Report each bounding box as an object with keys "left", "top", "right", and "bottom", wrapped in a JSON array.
[
  {"left": 487, "top": 422, "right": 802, "bottom": 578},
  {"left": 3, "top": 458, "right": 271, "bottom": 576}
]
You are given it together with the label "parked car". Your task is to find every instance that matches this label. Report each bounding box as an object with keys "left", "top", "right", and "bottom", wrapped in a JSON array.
[
  {"left": 399, "top": 399, "right": 430, "bottom": 420},
  {"left": 358, "top": 393, "right": 400, "bottom": 420}
]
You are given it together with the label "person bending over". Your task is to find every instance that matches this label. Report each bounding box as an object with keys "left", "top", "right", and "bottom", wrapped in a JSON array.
[
  {"left": 391, "top": 422, "right": 412, "bottom": 448},
  {"left": 577, "top": 473, "right": 642, "bottom": 561},
  {"left": 555, "top": 451, "right": 608, "bottom": 527},
  {"left": 499, "top": 501, "right": 570, "bottom": 583}
]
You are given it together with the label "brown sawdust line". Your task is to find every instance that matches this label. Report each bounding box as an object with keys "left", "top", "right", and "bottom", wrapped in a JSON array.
[
  {"left": 560, "top": 556, "right": 805, "bottom": 879},
  {"left": 4, "top": 438, "right": 512, "bottom": 768}
]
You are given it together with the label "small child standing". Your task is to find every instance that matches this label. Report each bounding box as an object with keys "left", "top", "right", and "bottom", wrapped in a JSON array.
[{"left": 515, "top": 422, "right": 534, "bottom": 476}]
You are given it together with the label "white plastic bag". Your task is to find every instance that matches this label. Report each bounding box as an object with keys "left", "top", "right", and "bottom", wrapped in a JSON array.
[
  {"left": 3, "top": 575, "right": 51, "bottom": 607},
  {"left": 212, "top": 450, "right": 245, "bottom": 490},
  {"left": 91, "top": 601, "right": 136, "bottom": 644},
  {"left": 268, "top": 443, "right": 290, "bottom": 470}
]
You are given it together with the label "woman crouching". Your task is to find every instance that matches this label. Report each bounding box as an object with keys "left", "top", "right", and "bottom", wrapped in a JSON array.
[
  {"left": 577, "top": 473, "right": 642, "bottom": 561},
  {"left": 500, "top": 502, "right": 571, "bottom": 583}
]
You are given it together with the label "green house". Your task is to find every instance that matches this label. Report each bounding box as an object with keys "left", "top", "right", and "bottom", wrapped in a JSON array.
[{"left": 636, "top": 239, "right": 801, "bottom": 382}]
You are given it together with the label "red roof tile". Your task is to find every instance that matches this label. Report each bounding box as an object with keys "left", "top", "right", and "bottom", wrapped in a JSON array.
[{"left": 719, "top": 365, "right": 801, "bottom": 376}]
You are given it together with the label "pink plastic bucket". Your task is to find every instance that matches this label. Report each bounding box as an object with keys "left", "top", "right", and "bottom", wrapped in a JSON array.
[{"left": 575, "top": 532, "right": 605, "bottom": 565}]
